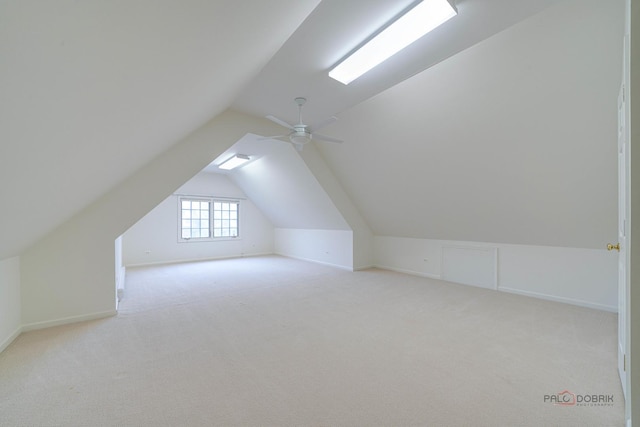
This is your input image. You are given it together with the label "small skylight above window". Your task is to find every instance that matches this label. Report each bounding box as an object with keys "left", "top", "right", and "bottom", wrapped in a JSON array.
[{"left": 218, "top": 154, "right": 250, "bottom": 170}]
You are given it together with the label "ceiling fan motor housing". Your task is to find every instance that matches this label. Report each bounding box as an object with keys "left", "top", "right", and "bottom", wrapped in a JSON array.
[
  {"left": 290, "top": 125, "right": 311, "bottom": 144},
  {"left": 290, "top": 132, "right": 310, "bottom": 145},
  {"left": 262, "top": 97, "right": 341, "bottom": 149}
]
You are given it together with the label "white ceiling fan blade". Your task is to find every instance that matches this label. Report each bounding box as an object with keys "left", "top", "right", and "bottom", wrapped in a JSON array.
[
  {"left": 257, "top": 135, "right": 288, "bottom": 141},
  {"left": 312, "top": 116, "right": 338, "bottom": 132},
  {"left": 312, "top": 133, "right": 343, "bottom": 144},
  {"left": 266, "top": 115, "right": 295, "bottom": 130}
]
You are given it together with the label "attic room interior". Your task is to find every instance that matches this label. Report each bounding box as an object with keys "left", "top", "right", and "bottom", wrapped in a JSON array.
[{"left": 1, "top": 0, "right": 639, "bottom": 425}]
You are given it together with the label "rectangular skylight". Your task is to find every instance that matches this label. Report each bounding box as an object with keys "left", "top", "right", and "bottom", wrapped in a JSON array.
[
  {"left": 328, "top": 0, "right": 457, "bottom": 85},
  {"left": 218, "top": 154, "right": 250, "bottom": 170}
]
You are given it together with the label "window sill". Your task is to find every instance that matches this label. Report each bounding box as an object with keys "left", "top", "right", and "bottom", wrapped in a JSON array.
[{"left": 178, "top": 237, "right": 242, "bottom": 243}]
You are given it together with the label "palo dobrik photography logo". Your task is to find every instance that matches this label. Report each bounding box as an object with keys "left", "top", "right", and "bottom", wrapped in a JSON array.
[
  {"left": 543, "top": 390, "right": 614, "bottom": 407},
  {"left": 544, "top": 390, "right": 576, "bottom": 406}
]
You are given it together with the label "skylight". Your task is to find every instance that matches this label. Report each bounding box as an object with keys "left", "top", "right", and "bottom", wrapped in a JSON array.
[
  {"left": 218, "top": 154, "right": 250, "bottom": 170},
  {"left": 329, "top": 0, "right": 457, "bottom": 85}
]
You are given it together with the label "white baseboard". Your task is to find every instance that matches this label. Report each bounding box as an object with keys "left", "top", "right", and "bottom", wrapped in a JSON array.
[
  {"left": 125, "top": 252, "right": 274, "bottom": 268},
  {"left": 374, "top": 265, "right": 615, "bottom": 313},
  {"left": 2, "top": 310, "right": 118, "bottom": 354},
  {"left": 21, "top": 310, "right": 117, "bottom": 332},
  {"left": 499, "top": 287, "right": 617, "bottom": 313},
  {"left": 374, "top": 264, "right": 441, "bottom": 280},
  {"left": 0, "top": 326, "right": 22, "bottom": 354},
  {"left": 276, "top": 253, "right": 354, "bottom": 272}
]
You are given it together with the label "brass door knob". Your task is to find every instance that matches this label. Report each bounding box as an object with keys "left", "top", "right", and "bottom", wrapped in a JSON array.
[{"left": 607, "top": 243, "right": 620, "bottom": 252}]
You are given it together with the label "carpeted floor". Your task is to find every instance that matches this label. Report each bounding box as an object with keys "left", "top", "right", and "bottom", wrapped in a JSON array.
[{"left": 0, "top": 255, "right": 624, "bottom": 426}]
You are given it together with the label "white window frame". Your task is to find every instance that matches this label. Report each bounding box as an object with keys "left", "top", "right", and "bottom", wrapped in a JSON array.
[{"left": 178, "top": 196, "right": 240, "bottom": 243}]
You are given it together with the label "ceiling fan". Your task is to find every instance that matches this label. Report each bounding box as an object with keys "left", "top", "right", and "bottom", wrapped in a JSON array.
[{"left": 259, "top": 97, "right": 343, "bottom": 151}]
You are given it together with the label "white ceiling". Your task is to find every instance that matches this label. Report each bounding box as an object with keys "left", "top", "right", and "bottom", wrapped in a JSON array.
[
  {"left": 315, "top": 0, "right": 623, "bottom": 248},
  {"left": 228, "top": 0, "right": 623, "bottom": 248},
  {"left": 231, "top": 0, "right": 564, "bottom": 126},
  {"left": 0, "top": 0, "right": 320, "bottom": 259},
  {"left": 225, "top": 135, "right": 349, "bottom": 230},
  {"left": 0, "top": 0, "right": 624, "bottom": 259}
]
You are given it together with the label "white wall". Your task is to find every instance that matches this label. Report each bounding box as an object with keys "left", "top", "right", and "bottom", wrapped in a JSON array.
[
  {"left": 374, "top": 236, "right": 617, "bottom": 312},
  {"left": 0, "top": 257, "right": 21, "bottom": 353},
  {"left": 299, "top": 143, "right": 374, "bottom": 269},
  {"left": 123, "top": 172, "right": 274, "bottom": 266},
  {"left": 19, "top": 110, "right": 288, "bottom": 328},
  {"left": 627, "top": 0, "right": 639, "bottom": 422},
  {"left": 275, "top": 229, "right": 353, "bottom": 270},
  {"left": 224, "top": 137, "right": 369, "bottom": 270},
  {"left": 115, "top": 235, "right": 125, "bottom": 303},
  {"left": 230, "top": 139, "right": 350, "bottom": 230},
  {"left": 0, "top": 0, "right": 320, "bottom": 261},
  {"left": 318, "top": 0, "right": 623, "bottom": 250}
]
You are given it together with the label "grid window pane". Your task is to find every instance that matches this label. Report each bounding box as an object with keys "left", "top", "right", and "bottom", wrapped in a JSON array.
[
  {"left": 180, "top": 199, "right": 211, "bottom": 240},
  {"left": 212, "top": 201, "right": 239, "bottom": 238},
  {"left": 180, "top": 198, "right": 238, "bottom": 240}
]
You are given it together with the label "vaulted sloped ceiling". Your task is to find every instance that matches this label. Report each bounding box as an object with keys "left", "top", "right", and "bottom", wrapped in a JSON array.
[
  {"left": 232, "top": 0, "right": 564, "bottom": 127},
  {"left": 315, "top": 0, "right": 623, "bottom": 249},
  {"left": 227, "top": 0, "right": 623, "bottom": 252},
  {"left": 1, "top": 0, "right": 623, "bottom": 260},
  {"left": 208, "top": 135, "right": 350, "bottom": 231},
  {"left": 0, "top": 0, "right": 320, "bottom": 260}
]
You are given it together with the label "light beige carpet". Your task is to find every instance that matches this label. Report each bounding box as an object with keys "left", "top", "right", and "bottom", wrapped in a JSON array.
[{"left": 0, "top": 255, "right": 624, "bottom": 426}]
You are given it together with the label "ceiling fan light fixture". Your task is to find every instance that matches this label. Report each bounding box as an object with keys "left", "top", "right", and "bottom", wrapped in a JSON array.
[
  {"left": 218, "top": 154, "right": 250, "bottom": 170},
  {"left": 260, "top": 97, "right": 343, "bottom": 151},
  {"left": 329, "top": 0, "right": 457, "bottom": 85},
  {"left": 290, "top": 132, "right": 310, "bottom": 145}
]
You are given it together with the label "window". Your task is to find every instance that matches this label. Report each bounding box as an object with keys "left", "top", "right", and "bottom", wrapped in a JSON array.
[
  {"left": 213, "top": 201, "right": 238, "bottom": 237},
  {"left": 180, "top": 199, "right": 211, "bottom": 239},
  {"left": 179, "top": 197, "right": 239, "bottom": 241}
]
